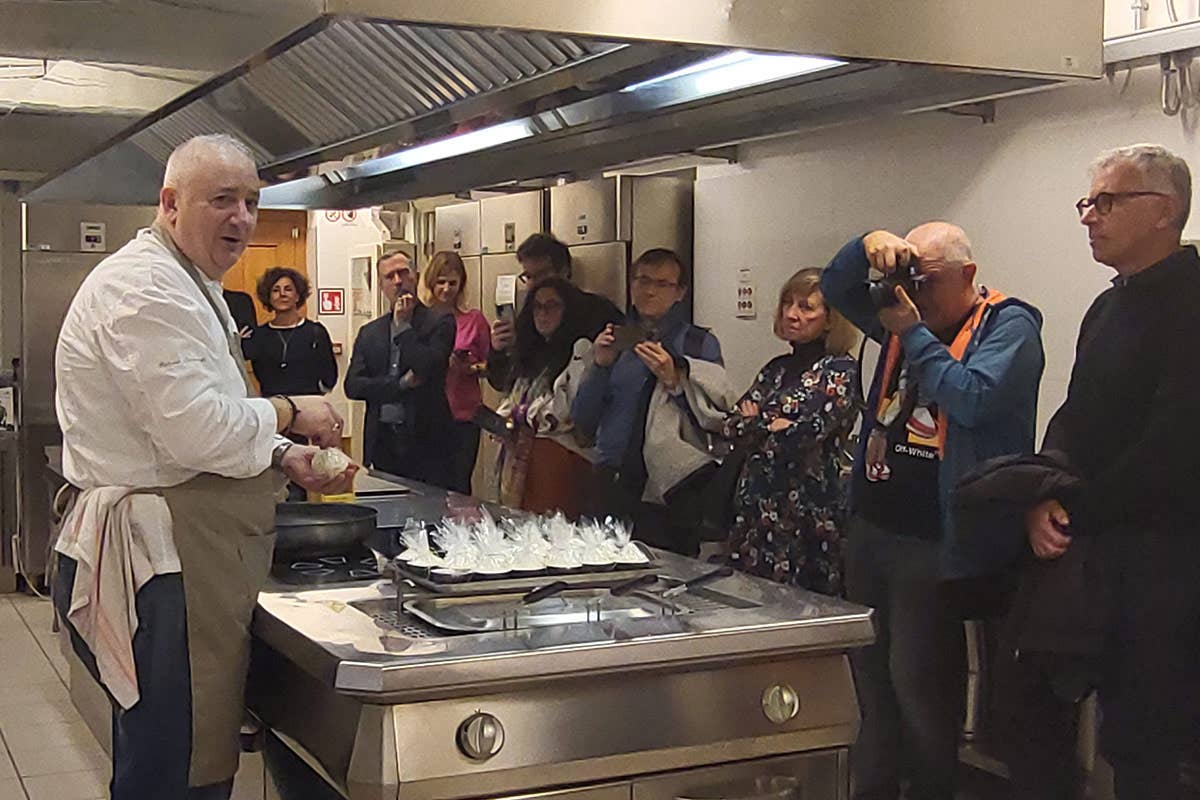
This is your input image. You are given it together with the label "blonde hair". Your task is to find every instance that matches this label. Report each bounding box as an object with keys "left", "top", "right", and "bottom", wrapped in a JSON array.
[
  {"left": 421, "top": 251, "right": 468, "bottom": 310},
  {"left": 774, "top": 268, "right": 858, "bottom": 357}
]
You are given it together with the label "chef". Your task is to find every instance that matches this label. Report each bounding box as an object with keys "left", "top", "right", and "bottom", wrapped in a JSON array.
[{"left": 51, "top": 133, "right": 355, "bottom": 800}]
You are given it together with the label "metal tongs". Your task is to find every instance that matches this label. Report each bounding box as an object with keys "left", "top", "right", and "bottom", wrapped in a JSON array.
[{"left": 608, "top": 564, "right": 734, "bottom": 611}]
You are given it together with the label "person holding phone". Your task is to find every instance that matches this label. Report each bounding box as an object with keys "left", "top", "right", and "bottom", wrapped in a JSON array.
[
  {"left": 422, "top": 250, "right": 490, "bottom": 494},
  {"left": 487, "top": 233, "right": 621, "bottom": 392},
  {"left": 345, "top": 251, "right": 456, "bottom": 488},
  {"left": 494, "top": 277, "right": 595, "bottom": 517},
  {"left": 572, "top": 248, "right": 734, "bottom": 555}
]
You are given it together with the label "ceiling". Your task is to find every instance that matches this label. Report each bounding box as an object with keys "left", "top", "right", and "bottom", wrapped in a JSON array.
[{"left": 0, "top": 0, "right": 322, "bottom": 182}]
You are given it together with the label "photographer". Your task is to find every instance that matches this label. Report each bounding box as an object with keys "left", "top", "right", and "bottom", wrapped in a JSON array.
[
  {"left": 572, "top": 248, "right": 734, "bottom": 555},
  {"left": 821, "top": 223, "right": 1045, "bottom": 800}
]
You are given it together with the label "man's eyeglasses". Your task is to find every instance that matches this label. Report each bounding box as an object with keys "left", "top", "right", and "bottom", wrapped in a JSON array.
[
  {"left": 1075, "top": 191, "right": 1168, "bottom": 217},
  {"left": 632, "top": 275, "right": 679, "bottom": 291}
]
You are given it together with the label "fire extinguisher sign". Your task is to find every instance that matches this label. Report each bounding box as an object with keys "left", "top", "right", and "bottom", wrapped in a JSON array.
[{"left": 318, "top": 288, "right": 345, "bottom": 315}]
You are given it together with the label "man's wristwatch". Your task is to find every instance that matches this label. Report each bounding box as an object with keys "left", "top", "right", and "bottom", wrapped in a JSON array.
[{"left": 271, "top": 440, "right": 295, "bottom": 468}]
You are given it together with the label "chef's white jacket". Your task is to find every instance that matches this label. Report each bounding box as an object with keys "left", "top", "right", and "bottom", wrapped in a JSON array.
[{"left": 55, "top": 227, "right": 278, "bottom": 490}]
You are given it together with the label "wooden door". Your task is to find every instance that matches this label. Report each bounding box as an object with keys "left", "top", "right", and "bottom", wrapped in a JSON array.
[{"left": 222, "top": 210, "right": 308, "bottom": 322}]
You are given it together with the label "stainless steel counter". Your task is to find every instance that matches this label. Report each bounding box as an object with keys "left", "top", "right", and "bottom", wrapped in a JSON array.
[
  {"left": 255, "top": 548, "right": 873, "bottom": 700},
  {"left": 249, "top": 478, "right": 873, "bottom": 800}
]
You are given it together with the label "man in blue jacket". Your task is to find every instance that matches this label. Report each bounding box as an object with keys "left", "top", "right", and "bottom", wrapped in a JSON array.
[
  {"left": 572, "top": 248, "right": 732, "bottom": 555},
  {"left": 821, "top": 222, "right": 1044, "bottom": 800}
]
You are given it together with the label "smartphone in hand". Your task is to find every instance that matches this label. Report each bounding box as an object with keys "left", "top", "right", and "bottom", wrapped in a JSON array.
[
  {"left": 611, "top": 325, "right": 648, "bottom": 352},
  {"left": 495, "top": 303, "right": 516, "bottom": 324}
]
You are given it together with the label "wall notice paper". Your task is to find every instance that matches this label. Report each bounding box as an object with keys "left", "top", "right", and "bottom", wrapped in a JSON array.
[
  {"left": 495, "top": 274, "right": 518, "bottom": 307},
  {"left": 736, "top": 268, "right": 757, "bottom": 319},
  {"left": 0, "top": 387, "right": 14, "bottom": 431}
]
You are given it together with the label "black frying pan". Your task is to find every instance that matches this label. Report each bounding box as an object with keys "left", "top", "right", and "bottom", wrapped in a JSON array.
[{"left": 274, "top": 503, "right": 378, "bottom": 560}]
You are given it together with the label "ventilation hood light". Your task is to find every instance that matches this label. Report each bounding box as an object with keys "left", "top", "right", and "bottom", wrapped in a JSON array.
[
  {"left": 351, "top": 119, "right": 536, "bottom": 180},
  {"left": 621, "top": 51, "right": 846, "bottom": 97}
]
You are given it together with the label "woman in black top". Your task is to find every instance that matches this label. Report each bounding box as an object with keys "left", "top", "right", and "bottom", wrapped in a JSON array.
[{"left": 242, "top": 267, "right": 337, "bottom": 396}]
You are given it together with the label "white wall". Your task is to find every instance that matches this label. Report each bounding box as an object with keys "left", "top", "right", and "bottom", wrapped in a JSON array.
[
  {"left": 694, "top": 65, "right": 1200, "bottom": 441},
  {"left": 308, "top": 209, "right": 386, "bottom": 422}
]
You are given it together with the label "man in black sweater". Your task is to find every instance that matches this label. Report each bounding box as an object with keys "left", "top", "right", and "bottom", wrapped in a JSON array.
[
  {"left": 487, "top": 233, "right": 622, "bottom": 391},
  {"left": 1013, "top": 144, "right": 1200, "bottom": 799},
  {"left": 345, "top": 252, "right": 456, "bottom": 487}
]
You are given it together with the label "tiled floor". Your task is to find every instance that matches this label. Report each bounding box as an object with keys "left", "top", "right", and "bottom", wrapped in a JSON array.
[
  {"left": 0, "top": 592, "right": 271, "bottom": 800},
  {"left": 0, "top": 591, "right": 107, "bottom": 800}
]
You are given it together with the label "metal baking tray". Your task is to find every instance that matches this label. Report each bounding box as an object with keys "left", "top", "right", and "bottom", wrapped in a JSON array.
[
  {"left": 390, "top": 543, "right": 657, "bottom": 596},
  {"left": 402, "top": 588, "right": 679, "bottom": 633}
]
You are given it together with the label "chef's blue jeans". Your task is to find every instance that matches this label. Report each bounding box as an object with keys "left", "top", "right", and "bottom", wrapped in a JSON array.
[
  {"left": 52, "top": 554, "right": 234, "bottom": 800},
  {"left": 844, "top": 516, "right": 966, "bottom": 800}
]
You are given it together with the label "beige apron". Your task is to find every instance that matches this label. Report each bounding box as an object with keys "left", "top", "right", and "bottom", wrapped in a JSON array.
[{"left": 150, "top": 224, "right": 280, "bottom": 786}]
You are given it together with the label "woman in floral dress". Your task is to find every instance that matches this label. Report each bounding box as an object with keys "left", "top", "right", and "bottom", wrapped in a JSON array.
[{"left": 723, "top": 268, "right": 860, "bottom": 595}]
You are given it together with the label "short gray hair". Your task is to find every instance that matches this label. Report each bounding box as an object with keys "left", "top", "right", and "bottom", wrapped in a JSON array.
[
  {"left": 1091, "top": 143, "right": 1192, "bottom": 229},
  {"left": 163, "top": 134, "right": 257, "bottom": 190}
]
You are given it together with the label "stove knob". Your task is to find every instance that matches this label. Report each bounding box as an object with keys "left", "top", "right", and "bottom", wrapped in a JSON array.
[
  {"left": 761, "top": 683, "right": 801, "bottom": 724},
  {"left": 457, "top": 712, "right": 505, "bottom": 761}
]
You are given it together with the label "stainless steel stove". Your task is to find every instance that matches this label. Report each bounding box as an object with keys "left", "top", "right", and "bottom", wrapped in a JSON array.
[{"left": 249, "top": 545, "right": 873, "bottom": 800}]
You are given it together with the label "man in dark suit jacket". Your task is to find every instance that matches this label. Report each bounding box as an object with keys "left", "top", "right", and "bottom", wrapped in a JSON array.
[{"left": 345, "top": 252, "right": 456, "bottom": 488}]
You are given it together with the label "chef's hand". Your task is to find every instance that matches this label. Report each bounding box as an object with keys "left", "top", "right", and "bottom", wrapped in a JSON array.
[
  {"left": 593, "top": 324, "right": 618, "bottom": 367},
  {"left": 738, "top": 400, "right": 760, "bottom": 418},
  {"left": 863, "top": 230, "right": 919, "bottom": 274},
  {"left": 288, "top": 396, "right": 345, "bottom": 448},
  {"left": 878, "top": 285, "right": 922, "bottom": 334},
  {"left": 280, "top": 445, "right": 360, "bottom": 493},
  {"left": 1026, "top": 498, "right": 1072, "bottom": 559},
  {"left": 491, "top": 318, "right": 515, "bottom": 352},
  {"left": 635, "top": 341, "right": 679, "bottom": 391},
  {"left": 393, "top": 294, "right": 416, "bottom": 324},
  {"left": 767, "top": 417, "right": 793, "bottom": 432}
]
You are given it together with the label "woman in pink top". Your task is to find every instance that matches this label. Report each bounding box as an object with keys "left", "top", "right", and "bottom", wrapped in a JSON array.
[{"left": 425, "top": 251, "right": 490, "bottom": 494}]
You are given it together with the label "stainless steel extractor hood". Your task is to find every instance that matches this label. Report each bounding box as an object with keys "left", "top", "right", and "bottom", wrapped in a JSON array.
[{"left": 26, "top": 1, "right": 1103, "bottom": 206}]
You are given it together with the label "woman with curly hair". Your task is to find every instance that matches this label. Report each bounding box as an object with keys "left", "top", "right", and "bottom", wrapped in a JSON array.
[
  {"left": 723, "top": 268, "right": 860, "bottom": 595},
  {"left": 242, "top": 266, "right": 338, "bottom": 397}
]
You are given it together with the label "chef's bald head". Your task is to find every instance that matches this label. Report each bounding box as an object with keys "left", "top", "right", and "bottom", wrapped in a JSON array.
[
  {"left": 158, "top": 134, "right": 261, "bottom": 279},
  {"left": 163, "top": 134, "right": 257, "bottom": 191}
]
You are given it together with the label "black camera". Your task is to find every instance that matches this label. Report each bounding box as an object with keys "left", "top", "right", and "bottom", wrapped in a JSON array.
[{"left": 867, "top": 266, "right": 924, "bottom": 309}]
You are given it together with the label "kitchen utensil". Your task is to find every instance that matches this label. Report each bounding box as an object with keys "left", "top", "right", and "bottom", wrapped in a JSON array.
[{"left": 274, "top": 502, "right": 378, "bottom": 560}]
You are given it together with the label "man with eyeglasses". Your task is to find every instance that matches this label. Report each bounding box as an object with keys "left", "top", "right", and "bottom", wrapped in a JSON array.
[
  {"left": 1003, "top": 144, "right": 1200, "bottom": 800},
  {"left": 572, "top": 248, "right": 734, "bottom": 555},
  {"left": 487, "top": 232, "right": 622, "bottom": 392},
  {"left": 821, "top": 222, "right": 1045, "bottom": 800}
]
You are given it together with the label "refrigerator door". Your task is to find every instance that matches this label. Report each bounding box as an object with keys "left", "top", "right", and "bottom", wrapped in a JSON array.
[
  {"left": 480, "top": 191, "right": 544, "bottom": 254},
  {"left": 462, "top": 256, "right": 483, "bottom": 314},
  {"left": 433, "top": 202, "right": 481, "bottom": 257},
  {"left": 569, "top": 242, "right": 629, "bottom": 313},
  {"left": 21, "top": 252, "right": 106, "bottom": 425},
  {"left": 480, "top": 253, "right": 524, "bottom": 325},
  {"left": 19, "top": 250, "right": 107, "bottom": 582},
  {"left": 549, "top": 178, "right": 628, "bottom": 246}
]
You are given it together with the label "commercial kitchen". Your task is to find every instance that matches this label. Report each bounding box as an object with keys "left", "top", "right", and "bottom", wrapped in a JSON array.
[{"left": 0, "top": 2, "right": 1197, "bottom": 799}]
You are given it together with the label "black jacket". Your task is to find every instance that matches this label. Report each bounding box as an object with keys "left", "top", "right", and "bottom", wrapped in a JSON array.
[
  {"left": 1043, "top": 245, "right": 1200, "bottom": 536},
  {"left": 344, "top": 304, "right": 456, "bottom": 470}
]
